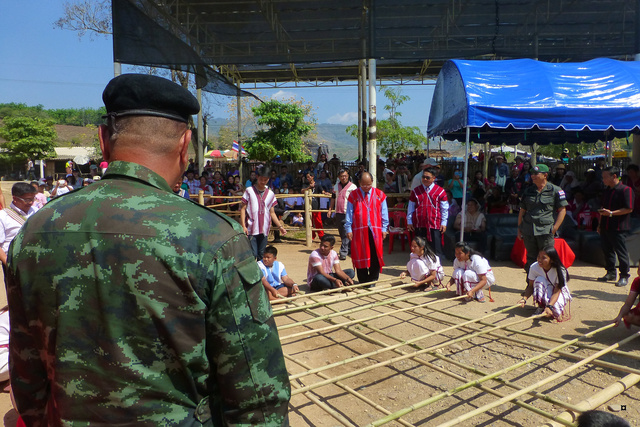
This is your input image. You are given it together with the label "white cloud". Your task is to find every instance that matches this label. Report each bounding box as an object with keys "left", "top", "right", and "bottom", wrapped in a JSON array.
[
  {"left": 270, "top": 90, "right": 296, "bottom": 101},
  {"left": 327, "top": 111, "right": 358, "bottom": 125}
]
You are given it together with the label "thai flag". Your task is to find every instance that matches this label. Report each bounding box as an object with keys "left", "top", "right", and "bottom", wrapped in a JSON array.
[{"left": 232, "top": 141, "right": 247, "bottom": 155}]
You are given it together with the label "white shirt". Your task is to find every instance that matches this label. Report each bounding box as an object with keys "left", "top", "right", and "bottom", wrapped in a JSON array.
[
  {"left": 406, "top": 253, "right": 443, "bottom": 282},
  {"left": 528, "top": 261, "right": 563, "bottom": 285},
  {"left": 453, "top": 254, "right": 495, "bottom": 285},
  {"left": 0, "top": 203, "right": 38, "bottom": 252}
]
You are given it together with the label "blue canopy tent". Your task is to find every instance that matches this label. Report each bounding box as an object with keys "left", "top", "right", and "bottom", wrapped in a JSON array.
[{"left": 427, "top": 58, "right": 640, "bottom": 240}]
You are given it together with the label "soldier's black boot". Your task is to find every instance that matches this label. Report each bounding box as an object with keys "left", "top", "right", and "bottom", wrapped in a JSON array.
[{"left": 597, "top": 272, "right": 616, "bottom": 282}]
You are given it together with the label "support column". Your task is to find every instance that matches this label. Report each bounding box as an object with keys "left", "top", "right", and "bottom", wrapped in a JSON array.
[
  {"left": 368, "top": 59, "right": 377, "bottom": 186},
  {"left": 197, "top": 88, "right": 204, "bottom": 175},
  {"left": 357, "top": 60, "right": 364, "bottom": 162},
  {"left": 114, "top": 62, "right": 122, "bottom": 77},
  {"left": 237, "top": 85, "right": 243, "bottom": 183},
  {"left": 532, "top": 143, "right": 538, "bottom": 166},
  {"left": 360, "top": 60, "right": 368, "bottom": 162}
]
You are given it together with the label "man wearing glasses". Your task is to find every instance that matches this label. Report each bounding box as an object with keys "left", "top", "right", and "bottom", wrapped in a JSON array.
[
  {"left": 407, "top": 168, "right": 449, "bottom": 259},
  {"left": 0, "top": 183, "right": 39, "bottom": 265}
]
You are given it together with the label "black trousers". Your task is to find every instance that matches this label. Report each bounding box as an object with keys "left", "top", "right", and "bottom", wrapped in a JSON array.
[
  {"left": 601, "top": 230, "right": 630, "bottom": 277},
  {"left": 356, "top": 229, "right": 381, "bottom": 286},
  {"left": 415, "top": 227, "right": 445, "bottom": 260}
]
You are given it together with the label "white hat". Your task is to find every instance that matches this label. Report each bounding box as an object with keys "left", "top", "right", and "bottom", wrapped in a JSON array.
[{"left": 422, "top": 158, "right": 438, "bottom": 167}]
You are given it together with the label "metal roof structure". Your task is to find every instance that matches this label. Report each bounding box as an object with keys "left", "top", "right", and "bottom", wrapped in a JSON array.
[{"left": 118, "top": 0, "right": 638, "bottom": 89}]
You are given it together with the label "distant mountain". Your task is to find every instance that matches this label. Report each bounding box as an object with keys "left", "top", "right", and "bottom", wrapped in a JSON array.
[{"left": 206, "top": 118, "right": 468, "bottom": 160}]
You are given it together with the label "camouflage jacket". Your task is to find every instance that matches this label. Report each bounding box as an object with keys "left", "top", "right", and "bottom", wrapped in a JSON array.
[{"left": 7, "top": 161, "right": 290, "bottom": 426}]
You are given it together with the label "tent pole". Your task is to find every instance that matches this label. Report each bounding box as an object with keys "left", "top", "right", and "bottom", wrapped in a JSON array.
[
  {"left": 607, "top": 140, "right": 613, "bottom": 166},
  {"left": 532, "top": 143, "right": 538, "bottom": 166},
  {"left": 483, "top": 142, "right": 489, "bottom": 182},
  {"left": 460, "top": 127, "right": 470, "bottom": 242}
]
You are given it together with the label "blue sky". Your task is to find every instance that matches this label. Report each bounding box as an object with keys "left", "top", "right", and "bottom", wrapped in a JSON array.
[{"left": 0, "top": 1, "right": 435, "bottom": 128}]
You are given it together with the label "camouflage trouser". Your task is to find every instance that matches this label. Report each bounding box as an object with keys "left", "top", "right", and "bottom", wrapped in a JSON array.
[{"left": 522, "top": 233, "right": 554, "bottom": 274}]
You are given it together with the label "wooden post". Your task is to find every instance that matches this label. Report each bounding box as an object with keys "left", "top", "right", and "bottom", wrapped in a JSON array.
[
  {"left": 198, "top": 190, "right": 204, "bottom": 206},
  {"left": 305, "top": 189, "right": 312, "bottom": 247}
]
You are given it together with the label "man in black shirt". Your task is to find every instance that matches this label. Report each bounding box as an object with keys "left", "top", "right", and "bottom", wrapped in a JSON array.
[{"left": 597, "top": 166, "right": 635, "bottom": 287}]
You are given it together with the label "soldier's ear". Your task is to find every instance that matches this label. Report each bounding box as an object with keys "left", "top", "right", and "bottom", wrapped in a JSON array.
[
  {"left": 98, "top": 125, "right": 112, "bottom": 162},
  {"left": 179, "top": 129, "right": 191, "bottom": 169}
]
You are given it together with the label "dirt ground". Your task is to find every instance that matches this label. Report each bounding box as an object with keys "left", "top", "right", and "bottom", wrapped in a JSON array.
[
  {"left": 271, "top": 236, "right": 640, "bottom": 427},
  {"left": 0, "top": 181, "right": 637, "bottom": 426}
]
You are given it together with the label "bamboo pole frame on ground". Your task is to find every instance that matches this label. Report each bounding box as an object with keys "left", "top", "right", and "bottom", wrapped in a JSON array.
[
  {"left": 288, "top": 303, "right": 520, "bottom": 383},
  {"left": 302, "top": 291, "right": 581, "bottom": 426},
  {"left": 434, "top": 330, "right": 640, "bottom": 427},
  {"left": 281, "top": 286, "right": 640, "bottom": 426}
]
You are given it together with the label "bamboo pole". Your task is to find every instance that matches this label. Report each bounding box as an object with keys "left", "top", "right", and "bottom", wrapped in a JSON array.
[
  {"left": 279, "top": 295, "right": 467, "bottom": 341},
  {"left": 277, "top": 287, "right": 449, "bottom": 331},
  {"left": 289, "top": 304, "right": 520, "bottom": 382},
  {"left": 543, "top": 373, "right": 640, "bottom": 427},
  {"left": 315, "top": 300, "right": 581, "bottom": 424},
  {"left": 291, "top": 309, "right": 542, "bottom": 394},
  {"left": 289, "top": 379, "right": 357, "bottom": 427},
  {"left": 427, "top": 313, "right": 640, "bottom": 377},
  {"left": 345, "top": 312, "right": 586, "bottom": 415},
  {"left": 272, "top": 278, "right": 417, "bottom": 315},
  {"left": 434, "top": 330, "right": 640, "bottom": 427},
  {"left": 304, "top": 189, "right": 312, "bottom": 247},
  {"left": 285, "top": 354, "right": 416, "bottom": 427},
  {"left": 367, "top": 324, "right": 619, "bottom": 426},
  {"left": 272, "top": 277, "right": 405, "bottom": 313},
  {"left": 423, "top": 305, "right": 640, "bottom": 363},
  {"left": 336, "top": 314, "right": 577, "bottom": 427}
]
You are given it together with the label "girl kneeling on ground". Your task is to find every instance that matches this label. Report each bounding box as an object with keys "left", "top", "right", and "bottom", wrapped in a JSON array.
[
  {"left": 400, "top": 236, "right": 445, "bottom": 291},
  {"left": 518, "top": 246, "right": 572, "bottom": 322},
  {"left": 448, "top": 242, "right": 495, "bottom": 302}
]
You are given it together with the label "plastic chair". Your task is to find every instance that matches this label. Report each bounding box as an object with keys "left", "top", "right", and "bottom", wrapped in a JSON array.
[{"left": 388, "top": 211, "right": 412, "bottom": 253}]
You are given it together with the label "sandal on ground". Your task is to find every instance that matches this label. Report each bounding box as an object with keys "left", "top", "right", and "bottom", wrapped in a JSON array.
[{"left": 477, "top": 297, "right": 486, "bottom": 303}]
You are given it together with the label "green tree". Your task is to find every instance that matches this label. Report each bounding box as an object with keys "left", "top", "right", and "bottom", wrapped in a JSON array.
[
  {"left": 0, "top": 103, "right": 50, "bottom": 120},
  {"left": 0, "top": 117, "right": 57, "bottom": 161},
  {"left": 245, "top": 100, "right": 315, "bottom": 162},
  {"left": 346, "top": 87, "right": 427, "bottom": 158}
]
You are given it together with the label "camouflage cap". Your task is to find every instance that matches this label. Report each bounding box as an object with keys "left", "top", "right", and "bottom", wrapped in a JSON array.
[{"left": 102, "top": 74, "right": 200, "bottom": 123}]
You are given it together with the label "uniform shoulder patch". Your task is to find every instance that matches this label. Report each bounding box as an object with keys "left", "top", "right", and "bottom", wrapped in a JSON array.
[{"left": 558, "top": 189, "right": 566, "bottom": 199}]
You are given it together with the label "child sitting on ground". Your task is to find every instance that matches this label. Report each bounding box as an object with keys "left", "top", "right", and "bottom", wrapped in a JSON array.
[
  {"left": 518, "top": 246, "right": 572, "bottom": 322},
  {"left": 307, "top": 234, "right": 356, "bottom": 292},
  {"left": 399, "top": 236, "right": 444, "bottom": 291},
  {"left": 448, "top": 242, "right": 495, "bottom": 302},
  {"left": 613, "top": 262, "right": 640, "bottom": 328},
  {"left": 291, "top": 212, "right": 304, "bottom": 227},
  {"left": 258, "top": 245, "right": 299, "bottom": 301}
]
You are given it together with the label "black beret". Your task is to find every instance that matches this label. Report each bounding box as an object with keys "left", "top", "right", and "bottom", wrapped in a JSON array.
[{"left": 102, "top": 74, "right": 200, "bottom": 123}]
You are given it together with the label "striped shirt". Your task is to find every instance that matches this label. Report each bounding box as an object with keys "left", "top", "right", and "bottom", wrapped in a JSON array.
[
  {"left": 241, "top": 186, "right": 277, "bottom": 235},
  {"left": 407, "top": 183, "right": 449, "bottom": 229},
  {"left": 307, "top": 249, "right": 339, "bottom": 285}
]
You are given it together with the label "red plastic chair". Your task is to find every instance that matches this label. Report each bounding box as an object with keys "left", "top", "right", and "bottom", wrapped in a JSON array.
[{"left": 388, "top": 211, "right": 413, "bottom": 253}]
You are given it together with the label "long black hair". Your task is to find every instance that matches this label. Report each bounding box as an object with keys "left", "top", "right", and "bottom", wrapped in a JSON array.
[
  {"left": 541, "top": 246, "right": 570, "bottom": 288},
  {"left": 455, "top": 241, "right": 483, "bottom": 259},
  {"left": 412, "top": 236, "right": 437, "bottom": 263}
]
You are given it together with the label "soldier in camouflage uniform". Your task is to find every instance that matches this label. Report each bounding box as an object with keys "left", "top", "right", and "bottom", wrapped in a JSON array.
[{"left": 7, "top": 74, "right": 290, "bottom": 426}]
